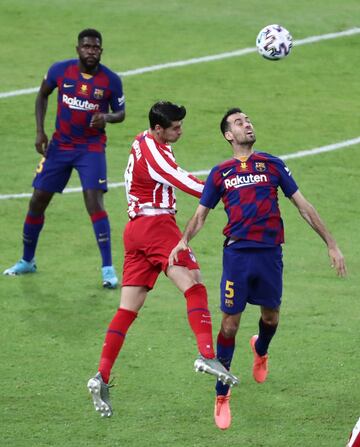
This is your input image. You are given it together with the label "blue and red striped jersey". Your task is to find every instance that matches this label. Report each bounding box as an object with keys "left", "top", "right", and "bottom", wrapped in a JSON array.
[
  {"left": 200, "top": 151, "right": 298, "bottom": 246},
  {"left": 45, "top": 59, "right": 125, "bottom": 152}
]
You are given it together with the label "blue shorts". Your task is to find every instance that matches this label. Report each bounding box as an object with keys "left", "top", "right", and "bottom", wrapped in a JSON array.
[
  {"left": 32, "top": 141, "right": 108, "bottom": 193},
  {"left": 220, "top": 244, "right": 283, "bottom": 314}
]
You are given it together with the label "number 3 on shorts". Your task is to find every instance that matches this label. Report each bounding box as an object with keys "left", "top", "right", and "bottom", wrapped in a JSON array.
[
  {"left": 225, "top": 280, "right": 235, "bottom": 298},
  {"left": 35, "top": 157, "right": 46, "bottom": 174}
]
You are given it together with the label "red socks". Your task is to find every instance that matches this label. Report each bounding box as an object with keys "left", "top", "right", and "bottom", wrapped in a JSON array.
[
  {"left": 98, "top": 284, "right": 215, "bottom": 382},
  {"left": 98, "top": 307, "right": 137, "bottom": 383},
  {"left": 184, "top": 283, "right": 215, "bottom": 359}
]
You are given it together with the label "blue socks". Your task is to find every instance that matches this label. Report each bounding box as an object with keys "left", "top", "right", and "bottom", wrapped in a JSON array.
[
  {"left": 90, "top": 211, "right": 112, "bottom": 267},
  {"left": 255, "top": 318, "right": 278, "bottom": 356},
  {"left": 22, "top": 212, "right": 45, "bottom": 261},
  {"left": 216, "top": 332, "right": 235, "bottom": 396}
]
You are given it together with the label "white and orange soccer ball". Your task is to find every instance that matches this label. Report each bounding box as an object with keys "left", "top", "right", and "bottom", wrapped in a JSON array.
[{"left": 256, "top": 24, "right": 293, "bottom": 60}]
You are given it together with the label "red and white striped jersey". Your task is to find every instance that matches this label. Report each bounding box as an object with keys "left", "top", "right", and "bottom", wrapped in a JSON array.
[{"left": 124, "top": 130, "right": 204, "bottom": 219}]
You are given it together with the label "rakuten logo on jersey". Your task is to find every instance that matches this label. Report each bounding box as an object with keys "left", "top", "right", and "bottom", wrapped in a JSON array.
[
  {"left": 62, "top": 94, "right": 99, "bottom": 111},
  {"left": 224, "top": 173, "right": 268, "bottom": 189}
]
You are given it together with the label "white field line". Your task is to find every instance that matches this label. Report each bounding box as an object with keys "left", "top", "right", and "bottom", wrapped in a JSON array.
[
  {"left": 0, "top": 27, "right": 359, "bottom": 100},
  {"left": 1, "top": 136, "right": 359, "bottom": 200}
]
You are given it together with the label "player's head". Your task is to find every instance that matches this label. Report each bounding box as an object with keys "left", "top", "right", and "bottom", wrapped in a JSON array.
[
  {"left": 78, "top": 29, "right": 102, "bottom": 45},
  {"left": 149, "top": 101, "right": 186, "bottom": 143},
  {"left": 77, "top": 29, "right": 103, "bottom": 70},
  {"left": 220, "top": 108, "right": 256, "bottom": 146}
]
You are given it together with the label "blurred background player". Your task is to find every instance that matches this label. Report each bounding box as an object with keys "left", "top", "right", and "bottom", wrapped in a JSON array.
[
  {"left": 87, "top": 101, "right": 239, "bottom": 417},
  {"left": 169, "top": 107, "right": 346, "bottom": 430},
  {"left": 3, "top": 28, "right": 125, "bottom": 288}
]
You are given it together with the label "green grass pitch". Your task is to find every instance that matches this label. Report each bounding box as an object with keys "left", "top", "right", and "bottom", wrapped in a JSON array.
[{"left": 0, "top": 1, "right": 359, "bottom": 446}]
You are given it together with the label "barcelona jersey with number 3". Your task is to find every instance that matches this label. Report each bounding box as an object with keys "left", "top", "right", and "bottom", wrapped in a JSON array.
[{"left": 32, "top": 59, "right": 125, "bottom": 193}]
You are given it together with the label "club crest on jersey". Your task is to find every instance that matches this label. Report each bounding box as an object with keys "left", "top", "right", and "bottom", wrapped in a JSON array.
[
  {"left": 255, "top": 162, "right": 266, "bottom": 172},
  {"left": 94, "top": 88, "right": 104, "bottom": 99}
]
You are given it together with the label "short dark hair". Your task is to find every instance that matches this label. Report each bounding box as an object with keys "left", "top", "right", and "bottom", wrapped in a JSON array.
[
  {"left": 220, "top": 107, "right": 243, "bottom": 136},
  {"left": 78, "top": 29, "right": 102, "bottom": 44},
  {"left": 149, "top": 101, "right": 186, "bottom": 129}
]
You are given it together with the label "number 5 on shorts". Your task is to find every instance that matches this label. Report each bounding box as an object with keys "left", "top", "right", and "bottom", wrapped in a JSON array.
[{"left": 225, "top": 280, "right": 234, "bottom": 298}]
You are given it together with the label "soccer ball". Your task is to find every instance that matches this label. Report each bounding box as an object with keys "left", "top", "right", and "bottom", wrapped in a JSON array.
[{"left": 256, "top": 24, "right": 293, "bottom": 60}]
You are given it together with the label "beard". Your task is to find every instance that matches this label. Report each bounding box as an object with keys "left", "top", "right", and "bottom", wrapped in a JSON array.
[
  {"left": 79, "top": 55, "right": 100, "bottom": 71},
  {"left": 246, "top": 132, "right": 256, "bottom": 143}
]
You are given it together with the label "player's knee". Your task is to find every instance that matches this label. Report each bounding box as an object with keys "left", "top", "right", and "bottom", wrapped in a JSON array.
[
  {"left": 261, "top": 313, "right": 279, "bottom": 326},
  {"left": 29, "top": 190, "right": 52, "bottom": 214},
  {"left": 84, "top": 190, "right": 105, "bottom": 214}
]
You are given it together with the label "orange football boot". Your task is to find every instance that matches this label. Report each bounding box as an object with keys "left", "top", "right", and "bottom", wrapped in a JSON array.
[
  {"left": 250, "top": 335, "right": 269, "bottom": 383},
  {"left": 214, "top": 390, "right": 231, "bottom": 430}
]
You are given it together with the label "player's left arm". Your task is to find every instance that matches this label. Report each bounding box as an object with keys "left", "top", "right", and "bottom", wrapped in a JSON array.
[
  {"left": 290, "top": 189, "right": 346, "bottom": 276},
  {"left": 90, "top": 109, "right": 125, "bottom": 128}
]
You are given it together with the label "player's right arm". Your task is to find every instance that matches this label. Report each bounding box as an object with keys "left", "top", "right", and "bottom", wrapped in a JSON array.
[
  {"left": 35, "top": 79, "right": 55, "bottom": 156},
  {"left": 168, "top": 204, "right": 211, "bottom": 265},
  {"left": 143, "top": 136, "right": 204, "bottom": 198},
  {"left": 169, "top": 165, "right": 222, "bottom": 264}
]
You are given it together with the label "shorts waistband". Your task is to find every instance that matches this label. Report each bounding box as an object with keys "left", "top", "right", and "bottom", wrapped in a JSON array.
[{"left": 136, "top": 209, "right": 175, "bottom": 217}]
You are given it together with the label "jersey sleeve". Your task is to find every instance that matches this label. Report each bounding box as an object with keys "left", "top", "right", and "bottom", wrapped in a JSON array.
[
  {"left": 199, "top": 167, "right": 222, "bottom": 209},
  {"left": 109, "top": 74, "right": 125, "bottom": 113},
  {"left": 143, "top": 136, "right": 204, "bottom": 198},
  {"left": 44, "top": 61, "right": 64, "bottom": 90},
  {"left": 276, "top": 158, "right": 299, "bottom": 198}
]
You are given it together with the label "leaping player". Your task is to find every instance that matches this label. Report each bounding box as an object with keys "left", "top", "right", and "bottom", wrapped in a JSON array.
[{"left": 87, "top": 101, "right": 239, "bottom": 417}]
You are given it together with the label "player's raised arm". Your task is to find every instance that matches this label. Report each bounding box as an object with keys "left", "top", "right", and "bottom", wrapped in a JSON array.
[
  {"left": 169, "top": 204, "right": 210, "bottom": 265},
  {"left": 290, "top": 189, "right": 346, "bottom": 276}
]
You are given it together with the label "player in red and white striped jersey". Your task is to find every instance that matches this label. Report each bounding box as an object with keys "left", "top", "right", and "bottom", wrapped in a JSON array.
[
  {"left": 87, "top": 101, "right": 239, "bottom": 418},
  {"left": 124, "top": 128, "right": 204, "bottom": 218}
]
